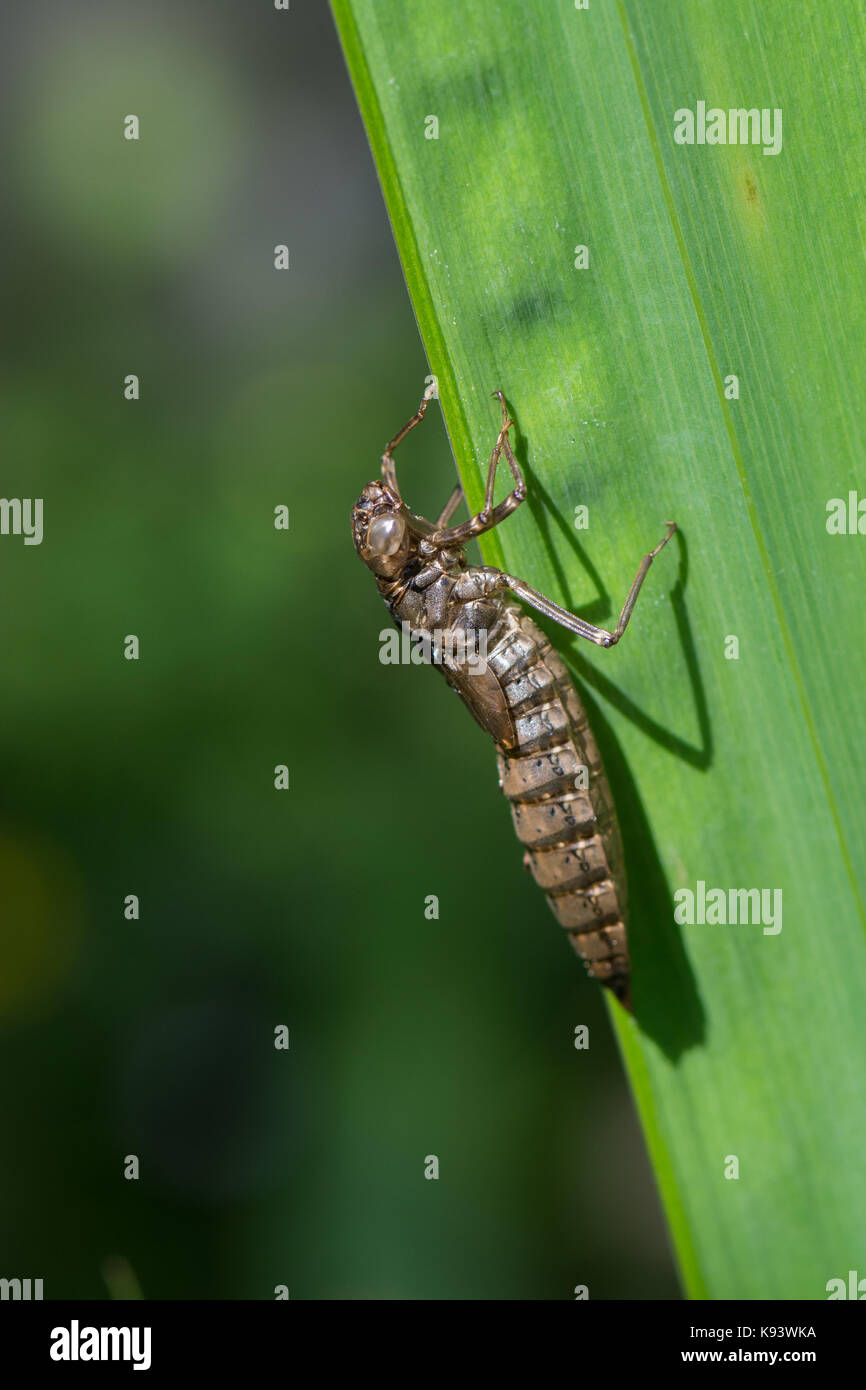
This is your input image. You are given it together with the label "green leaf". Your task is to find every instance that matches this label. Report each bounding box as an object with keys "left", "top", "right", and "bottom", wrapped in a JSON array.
[{"left": 331, "top": 0, "right": 866, "bottom": 1299}]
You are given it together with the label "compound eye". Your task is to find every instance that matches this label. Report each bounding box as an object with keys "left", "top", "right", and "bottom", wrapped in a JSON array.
[{"left": 367, "top": 513, "right": 406, "bottom": 557}]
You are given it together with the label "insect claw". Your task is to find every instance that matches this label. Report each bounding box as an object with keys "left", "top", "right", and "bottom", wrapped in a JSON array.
[{"left": 648, "top": 521, "right": 678, "bottom": 558}]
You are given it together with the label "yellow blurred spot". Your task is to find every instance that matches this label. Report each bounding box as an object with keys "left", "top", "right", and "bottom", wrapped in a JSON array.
[
  {"left": 101, "top": 1255, "right": 144, "bottom": 1301},
  {"left": 0, "top": 832, "right": 84, "bottom": 1018},
  {"left": 734, "top": 162, "right": 768, "bottom": 237}
]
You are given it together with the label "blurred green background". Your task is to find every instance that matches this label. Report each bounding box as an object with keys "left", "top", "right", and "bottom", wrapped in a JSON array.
[{"left": 0, "top": 0, "right": 677, "bottom": 1298}]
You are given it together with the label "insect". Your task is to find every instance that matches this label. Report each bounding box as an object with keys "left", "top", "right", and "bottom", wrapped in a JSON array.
[{"left": 352, "top": 384, "right": 675, "bottom": 1012}]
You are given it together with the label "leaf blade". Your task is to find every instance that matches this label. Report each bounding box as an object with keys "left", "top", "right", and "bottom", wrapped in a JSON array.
[{"left": 332, "top": 0, "right": 866, "bottom": 1299}]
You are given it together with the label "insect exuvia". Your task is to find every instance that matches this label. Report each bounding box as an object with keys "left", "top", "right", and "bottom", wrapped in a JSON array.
[{"left": 352, "top": 384, "right": 676, "bottom": 1012}]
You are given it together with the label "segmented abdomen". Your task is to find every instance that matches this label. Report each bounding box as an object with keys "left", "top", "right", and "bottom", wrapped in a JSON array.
[{"left": 489, "top": 607, "right": 631, "bottom": 1010}]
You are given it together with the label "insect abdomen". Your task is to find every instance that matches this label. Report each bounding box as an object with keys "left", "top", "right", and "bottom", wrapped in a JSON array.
[{"left": 489, "top": 609, "right": 631, "bottom": 1010}]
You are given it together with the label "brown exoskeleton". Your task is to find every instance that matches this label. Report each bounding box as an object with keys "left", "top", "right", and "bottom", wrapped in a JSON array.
[{"left": 352, "top": 383, "right": 675, "bottom": 1011}]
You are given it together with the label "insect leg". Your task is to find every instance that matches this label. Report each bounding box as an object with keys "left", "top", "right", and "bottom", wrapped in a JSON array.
[
  {"left": 436, "top": 484, "right": 464, "bottom": 527},
  {"left": 434, "top": 390, "right": 526, "bottom": 544},
  {"left": 485, "top": 390, "right": 524, "bottom": 512},
  {"left": 381, "top": 380, "right": 438, "bottom": 495},
  {"left": 502, "top": 523, "right": 677, "bottom": 648}
]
